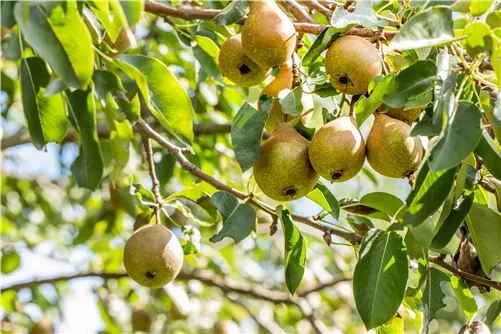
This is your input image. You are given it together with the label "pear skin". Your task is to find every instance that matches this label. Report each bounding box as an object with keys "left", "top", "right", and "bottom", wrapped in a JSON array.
[
  {"left": 258, "top": 61, "right": 313, "bottom": 133},
  {"left": 253, "top": 122, "right": 319, "bottom": 201},
  {"left": 242, "top": 0, "right": 296, "bottom": 68},
  {"left": 219, "top": 34, "right": 271, "bottom": 87},
  {"left": 124, "top": 224, "right": 184, "bottom": 288},
  {"left": 324, "top": 35, "right": 382, "bottom": 95},
  {"left": 132, "top": 308, "right": 154, "bottom": 333},
  {"left": 309, "top": 116, "right": 365, "bottom": 182},
  {"left": 378, "top": 104, "right": 426, "bottom": 124},
  {"left": 366, "top": 114, "right": 423, "bottom": 178}
]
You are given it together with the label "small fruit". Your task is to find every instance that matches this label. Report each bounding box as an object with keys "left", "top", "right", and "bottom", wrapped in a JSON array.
[
  {"left": 29, "top": 318, "right": 54, "bottom": 334},
  {"left": 213, "top": 320, "right": 241, "bottom": 334},
  {"left": 309, "top": 116, "right": 365, "bottom": 182},
  {"left": 253, "top": 122, "right": 319, "bottom": 201},
  {"left": 324, "top": 35, "right": 382, "bottom": 95},
  {"left": 458, "top": 321, "right": 491, "bottom": 334},
  {"left": 258, "top": 59, "right": 313, "bottom": 133},
  {"left": 132, "top": 307, "right": 154, "bottom": 333},
  {"left": 124, "top": 224, "right": 184, "bottom": 288},
  {"left": 103, "top": 27, "right": 132, "bottom": 57},
  {"left": 378, "top": 104, "right": 426, "bottom": 124},
  {"left": 242, "top": 0, "right": 296, "bottom": 68},
  {"left": 219, "top": 34, "right": 271, "bottom": 87},
  {"left": 366, "top": 114, "right": 423, "bottom": 178}
]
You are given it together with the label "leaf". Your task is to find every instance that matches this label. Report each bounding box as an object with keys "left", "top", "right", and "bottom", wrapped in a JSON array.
[
  {"left": 404, "top": 166, "right": 457, "bottom": 227},
  {"left": 67, "top": 90, "right": 104, "bottom": 191},
  {"left": 194, "top": 45, "right": 222, "bottom": 82},
  {"left": 278, "top": 206, "right": 306, "bottom": 295},
  {"left": 355, "top": 75, "right": 394, "bottom": 127},
  {"left": 389, "top": 8, "right": 462, "bottom": 51},
  {"left": 121, "top": 0, "right": 143, "bottom": 26},
  {"left": 302, "top": 27, "right": 341, "bottom": 66},
  {"left": 383, "top": 60, "right": 438, "bottom": 108},
  {"left": 92, "top": 70, "right": 126, "bottom": 100},
  {"left": 231, "top": 103, "right": 268, "bottom": 172},
  {"left": 449, "top": 276, "right": 478, "bottom": 321},
  {"left": 209, "top": 191, "right": 256, "bottom": 244},
  {"left": 485, "top": 300, "right": 501, "bottom": 327},
  {"left": 165, "top": 183, "right": 219, "bottom": 221},
  {"left": 130, "top": 184, "right": 156, "bottom": 206},
  {"left": 422, "top": 267, "right": 450, "bottom": 334},
  {"left": 118, "top": 55, "right": 194, "bottom": 145},
  {"left": 353, "top": 229, "right": 408, "bottom": 330},
  {"left": 486, "top": 11, "right": 501, "bottom": 29},
  {"left": 19, "top": 57, "right": 69, "bottom": 150},
  {"left": 406, "top": 258, "right": 428, "bottom": 296},
  {"left": 214, "top": 0, "right": 248, "bottom": 26},
  {"left": 88, "top": 1, "right": 127, "bottom": 42},
  {"left": 313, "top": 83, "right": 339, "bottom": 98},
  {"left": 279, "top": 87, "right": 303, "bottom": 117},
  {"left": 330, "top": 2, "right": 387, "bottom": 30},
  {"left": 429, "top": 192, "right": 474, "bottom": 249},
  {"left": 469, "top": 0, "right": 493, "bottom": 17},
  {"left": 195, "top": 35, "right": 220, "bottom": 60},
  {"left": 466, "top": 203, "right": 501, "bottom": 275},
  {"left": 376, "top": 315, "right": 404, "bottom": 334},
  {"left": 306, "top": 182, "right": 340, "bottom": 220},
  {"left": 14, "top": 1, "right": 94, "bottom": 89},
  {"left": 1, "top": 1, "right": 16, "bottom": 28},
  {"left": 474, "top": 130, "right": 501, "bottom": 180},
  {"left": 1, "top": 251, "right": 21, "bottom": 274},
  {"left": 428, "top": 101, "right": 482, "bottom": 172},
  {"left": 464, "top": 22, "right": 492, "bottom": 58},
  {"left": 360, "top": 192, "right": 404, "bottom": 218}
]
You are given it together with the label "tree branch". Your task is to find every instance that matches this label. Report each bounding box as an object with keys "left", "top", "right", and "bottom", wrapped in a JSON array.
[
  {"left": 141, "top": 135, "right": 163, "bottom": 224},
  {"left": 298, "top": 0, "right": 333, "bottom": 20},
  {"left": 278, "top": 0, "right": 316, "bottom": 24}
]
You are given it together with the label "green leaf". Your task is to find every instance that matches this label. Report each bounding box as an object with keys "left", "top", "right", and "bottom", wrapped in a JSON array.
[
  {"left": 67, "top": 90, "right": 104, "bottom": 191},
  {"left": 1, "top": 1, "right": 16, "bottom": 28},
  {"left": 19, "top": 57, "right": 69, "bottom": 150},
  {"left": 194, "top": 45, "right": 222, "bottom": 82},
  {"left": 428, "top": 101, "right": 482, "bottom": 172},
  {"left": 486, "top": 11, "right": 501, "bottom": 29},
  {"left": 406, "top": 258, "right": 428, "bottom": 296},
  {"left": 92, "top": 70, "right": 126, "bottom": 100},
  {"left": 485, "top": 300, "right": 501, "bottom": 327},
  {"left": 355, "top": 75, "right": 393, "bottom": 127},
  {"left": 404, "top": 229, "right": 426, "bottom": 261},
  {"left": 302, "top": 27, "right": 341, "bottom": 66},
  {"left": 14, "top": 1, "right": 94, "bottom": 89},
  {"left": 130, "top": 184, "right": 156, "bottom": 206},
  {"left": 231, "top": 103, "right": 268, "bottom": 172},
  {"left": 313, "top": 82, "right": 339, "bottom": 98},
  {"left": 180, "top": 226, "right": 201, "bottom": 255},
  {"left": 279, "top": 87, "right": 303, "bottom": 117},
  {"left": 214, "top": 0, "right": 248, "bottom": 26},
  {"left": 389, "top": 8, "right": 462, "bottom": 51},
  {"left": 88, "top": 0, "right": 127, "bottom": 42},
  {"left": 466, "top": 203, "right": 501, "bottom": 275},
  {"left": 121, "top": 0, "right": 143, "bottom": 26},
  {"left": 306, "top": 182, "right": 340, "bottom": 220},
  {"left": 118, "top": 55, "right": 194, "bottom": 145},
  {"left": 429, "top": 193, "right": 474, "bottom": 249},
  {"left": 464, "top": 22, "right": 492, "bottom": 58},
  {"left": 278, "top": 206, "right": 306, "bottom": 295},
  {"left": 165, "top": 183, "right": 219, "bottom": 221},
  {"left": 353, "top": 229, "right": 408, "bottom": 330},
  {"left": 340, "top": 199, "right": 392, "bottom": 222},
  {"left": 195, "top": 35, "right": 220, "bottom": 60},
  {"left": 360, "top": 192, "right": 404, "bottom": 218},
  {"left": 450, "top": 276, "right": 478, "bottom": 321},
  {"left": 209, "top": 191, "right": 256, "bottom": 244},
  {"left": 422, "top": 267, "right": 450, "bottom": 334},
  {"left": 330, "top": 2, "right": 387, "bottom": 30},
  {"left": 404, "top": 166, "right": 457, "bottom": 227},
  {"left": 376, "top": 315, "right": 404, "bottom": 334},
  {"left": 383, "top": 60, "right": 437, "bottom": 108},
  {"left": 474, "top": 130, "right": 501, "bottom": 180},
  {"left": 1, "top": 251, "right": 21, "bottom": 274},
  {"left": 469, "top": 0, "right": 493, "bottom": 17}
]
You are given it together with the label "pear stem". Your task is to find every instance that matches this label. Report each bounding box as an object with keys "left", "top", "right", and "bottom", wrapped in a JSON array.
[{"left": 141, "top": 135, "right": 163, "bottom": 225}]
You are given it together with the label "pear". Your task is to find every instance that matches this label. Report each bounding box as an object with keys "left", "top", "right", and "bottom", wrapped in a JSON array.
[
  {"left": 258, "top": 59, "right": 313, "bottom": 133},
  {"left": 458, "top": 321, "right": 491, "bottom": 334},
  {"left": 124, "top": 224, "right": 184, "bottom": 288},
  {"left": 103, "top": 27, "right": 133, "bottom": 58},
  {"left": 29, "top": 318, "right": 54, "bottom": 334},
  {"left": 309, "top": 116, "right": 365, "bottom": 182},
  {"left": 132, "top": 307, "right": 154, "bottom": 333},
  {"left": 213, "top": 320, "right": 241, "bottom": 334},
  {"left": 219, "top": 34, "right": 271, "bottom": 87},
  {"left": 253, "top": 122, "right": 319, "bottom": 201},
  {"left": 324, "top": 35, "right": 382, "bottom": 95},
  {"left": 378, "top": 104, "right": 426, "bottom": 124},
  {"left": 242, "top": 0, "right": 296, "bottom": 68},
  {"left": 366, "top": 114, "right": 423, "bottom": 178}
]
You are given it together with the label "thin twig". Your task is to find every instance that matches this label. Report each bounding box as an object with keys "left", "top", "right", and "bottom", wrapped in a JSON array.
[
  {"left": 141, "top": 135, "right": 163, "bottom": 224},
  {"left": 278, "top": 0, "right": 316, "bottom": 24},
  {"left": 298, "top": 0, "right": 333, "bottom": 20}
]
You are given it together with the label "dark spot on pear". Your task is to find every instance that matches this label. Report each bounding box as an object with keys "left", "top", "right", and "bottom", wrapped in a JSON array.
[{"left": 239, "top": 64, "right": 251, "bottom": 75}]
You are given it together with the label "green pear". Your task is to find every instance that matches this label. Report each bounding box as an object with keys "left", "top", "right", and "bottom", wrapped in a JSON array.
[
  {"left": 124, "top": 224, "right": 184, "bottom": 288},
  {"left": 309, "top": 116, "right": 365, "bottom": 182},
  {"left": 366, "top": 114, "right": 423, "bottom": 178},
  {"left": 324, "top": 35, "right": 382, "bottom": 95},
  {"left": 458, "top": 321, "right": 491, "bottom": 334},
  {"left": 132, "top": 307, "right": 154, "bottom": 333},
  {"left": 242, "top": 0, "right": 296, "bottom": 68},
  {"left": 378, "top": 104, "right": 427, "bottom": 124},
  {"left": 219, "top": 34, "right": 271, "bottom": 87},
  {"left": 253, "top": 122, "right": 319, "bottom": 201}
]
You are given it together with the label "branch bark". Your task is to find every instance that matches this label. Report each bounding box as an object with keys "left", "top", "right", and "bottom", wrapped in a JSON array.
[
  {"left": 278, "top": 0, "right": 316, "bottom": 24},
  {"left": 141, "top": 135, "right": 163, "bottom": 224}
]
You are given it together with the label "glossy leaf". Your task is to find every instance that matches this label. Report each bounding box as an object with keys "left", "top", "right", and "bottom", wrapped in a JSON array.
[
  {"left": 279, "top": 87, "right": 303, "bottom": 117},
  {"left": 165, "top": 183, "right": 219, "bottom": 221},
  {"left": 1, "top": 251, "right": 21, "bottom": 274},
  {"left": 422, "top": 267, "right": 450, "bottom": 334},
  {"left": 359, "top": 192, "right": 405, "bottom": 218},
  {"left": 450, "top": 276, "right": 478, "bottom": 320},
  {"left": 464, "top": 22, "right": 492, "bottom": 58},
  {"left": 330, "top": 2, "right": 387, "bottom": 30},
  {"left": 307, "top": 182, "right": 340, "bottom": 220},
  {"left": 355, "top": 75, "right": 393, "bottom": 127},
  {"left": 121, "top": 0, "right": 143, "bottom": 26},
  {"left": 474, "top": 130, "right": 501, "bottom": 180},
  {"left": 214, "top": 0, "right": 248, "bottom": 26},
  {"left": 302, "top": 27, "right": 341, "bottom": 66},
  {"left": 130, "top": 184, "right": 156, "bottom": 206}
]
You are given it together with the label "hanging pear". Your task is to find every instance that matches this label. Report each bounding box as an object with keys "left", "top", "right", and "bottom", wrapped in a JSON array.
[
  {"left": 378, "top": 104, "right": 427, "bottom": 124},
  {"left": 219, "top": 34, "right": 271, "bottom": 86},
  {"left": 258, "top": 58, "right": 313, "bottom": 133},
  {"left": 309, "top": 116, "right": 366, "bottom": 182},
  {"left": 253, "top": 123, "right": 319, "bottom": 201},
  {"left": 366, "top": 114, "right": 423, "bottom": 178},
  {"left": 242, "top": 0, "right": 296, "bottom": 68}
]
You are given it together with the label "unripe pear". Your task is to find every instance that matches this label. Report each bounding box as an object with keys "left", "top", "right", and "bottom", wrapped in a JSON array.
[
  {"left": 29, "top": 318, "right": 54, "bottom": 334},
  {"left": 131, "top": 307, "right": 154, "bottom": 333},
  {"left": 324, "top": 36, "right": 382, "bottom": 95},
  {"left": 242, "top": 0, "right": 296, "bottom": 68},
  {"left": 458, "top": 321, "right": 491, "bottom": 334},
  {"left": 309, "top": 116, "right": 365, "bottom": 182},
  {"left": 219, "top": 34, "right": 271, "bottom": 87},
  {"left": 366, "top": 114, "right": 423, "bottom": 178},
  {"left": 258, "top": 59, "right": 313, "bottom": 133},
  {"left": 124, "top": 224, "right": 184, "bottom": 288},
  {"left": 378, "top": 104, "right": 427, "bottom": 124},
  {"left": 213, "top": 320, "right": 241, "bottom": 334},
  {"left": 253, "top": 122, "right": 319, "bottom": 201}
]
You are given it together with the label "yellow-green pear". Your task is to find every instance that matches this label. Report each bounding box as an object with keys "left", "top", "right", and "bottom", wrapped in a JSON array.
[
  {"left": 324, "top": 35, "right": 382, "bottom": 95},
  {"left": 242, "top": 0, "right": 296, "bottom": 68},
  {"left": 124, "top": 224, "right": 184, "bottom": 288},
  {"left": 378, "top": 104, "right": 427, "bottom": 124},
  {"left": 308, "top": 116, "right": 365, "bottom": 182},
  {"left": 253, "top": 122, "right": 319, "bottom": 201},
  {"left": 219, "top": 34, "right": 271, "bottom": 87},
  {"left": 458, "top": 321, "right": 491, "bottom": 334},
  {"left": 132, "top": 307, "right": 154, "bottom": 333},
  {"left": 258, "top": 59, "right": 313, "bottom": 133},
  {"left": 366, "top": 114, "right": 423, "bottom": 178}
]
